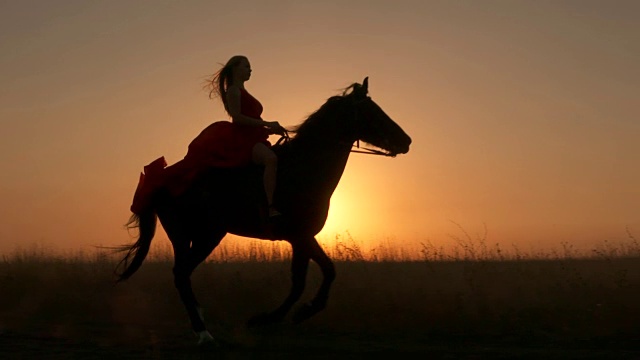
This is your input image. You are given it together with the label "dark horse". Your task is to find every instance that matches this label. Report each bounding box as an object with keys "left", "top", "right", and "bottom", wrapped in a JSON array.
[{"left": 116, "top": 78, "right": 411, "bottom": 345}]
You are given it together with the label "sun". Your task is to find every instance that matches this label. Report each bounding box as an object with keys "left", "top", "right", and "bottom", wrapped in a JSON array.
[
  {"left": 317, "top": 174, "right": 379, "bottom": 244},
  {"left": 319, "top": 196, "right": 355, "bottom": 238}
]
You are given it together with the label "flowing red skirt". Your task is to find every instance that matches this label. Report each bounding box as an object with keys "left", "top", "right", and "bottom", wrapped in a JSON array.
[
  {"left": 130, "top": 121, "right": 270, "bottom": 214},
  {"left": 186, "top": 121, "right": 270, "bottom": 167}
]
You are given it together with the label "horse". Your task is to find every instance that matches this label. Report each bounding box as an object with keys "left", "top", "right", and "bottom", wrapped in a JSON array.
[{"left": 115, "top": 77, "right": 412, "bottom": 345}]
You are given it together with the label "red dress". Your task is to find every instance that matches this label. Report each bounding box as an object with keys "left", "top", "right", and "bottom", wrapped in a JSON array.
[
  {"left": 131, "top": 88, "right": 271, "bottom": 213},
  {"left": 185, "top": 88, "right": 270, "bottom": 167}
]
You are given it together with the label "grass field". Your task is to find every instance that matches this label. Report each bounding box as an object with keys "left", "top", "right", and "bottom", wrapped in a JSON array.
[{"left": 1, "top": 235, "right": 640, "bottom": 359}]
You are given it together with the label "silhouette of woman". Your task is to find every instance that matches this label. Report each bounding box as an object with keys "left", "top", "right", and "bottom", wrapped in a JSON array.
[
  {"left": 129, "top": 56, "right": 286, "bottom": 217},
  {"left": 201, "top": 55, "right": 285, "bottom": 217}
]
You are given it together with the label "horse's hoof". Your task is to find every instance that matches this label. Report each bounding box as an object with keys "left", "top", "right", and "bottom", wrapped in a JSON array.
[
  {"left": 292, "top": 302, "right": 323, "bottom": 324},
  {"left": 196, "top": 330, "right": 218, "bottom": 347},
  {"left": 247, "top": 312, "right": 282, "bottom": 327}
]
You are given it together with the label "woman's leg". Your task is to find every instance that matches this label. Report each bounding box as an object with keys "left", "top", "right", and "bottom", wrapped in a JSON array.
[{"left": 252, "top": 143, "right": 280, "bottom": 216}]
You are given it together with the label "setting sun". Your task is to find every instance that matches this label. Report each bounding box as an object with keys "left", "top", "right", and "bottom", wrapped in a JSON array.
[{"left": 318, "top": 174, "right": 373, "bottom": 242}]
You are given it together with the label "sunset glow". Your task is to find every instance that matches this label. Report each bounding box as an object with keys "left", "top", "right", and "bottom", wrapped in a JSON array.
[{"left": 1, "top": 1, "right": 638, "bottom": 255}]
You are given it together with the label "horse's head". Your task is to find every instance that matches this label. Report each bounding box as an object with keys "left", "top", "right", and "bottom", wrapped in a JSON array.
[{"left": 346, "top": 77, "right": 411, "bottom": 156}]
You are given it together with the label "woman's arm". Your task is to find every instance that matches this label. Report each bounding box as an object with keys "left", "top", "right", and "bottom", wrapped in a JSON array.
[
  {"left": 226, "top": 87, "right": 285, "bottom": 134},
  {"left": 226, "top": 87, "right": 267, "bottom": 126}
]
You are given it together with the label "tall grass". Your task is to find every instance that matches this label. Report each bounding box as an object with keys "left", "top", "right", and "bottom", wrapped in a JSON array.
[
  {"left": 1, "top": 230, "right": 639, "bottom": 349},
  {"left": 3, "top": 225, "right": 639, "bottom": 263}
]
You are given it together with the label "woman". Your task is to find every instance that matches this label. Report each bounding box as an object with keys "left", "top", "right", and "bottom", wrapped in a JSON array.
[
  {"left": 130, "top": 56, "right": 284, "bottom": 217},
  {"left": 198, "top": 55, "right": 285, "bottom": 217}
]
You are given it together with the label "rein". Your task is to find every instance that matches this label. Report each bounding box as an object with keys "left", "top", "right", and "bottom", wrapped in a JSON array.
[
  {"left": 274, "top": 129, "right": 290, "bottom": 146},
  {"left": 276, "top": 130, "right": 392, "bottom": 157},
  {"left": 350, "top": 143, "right": 394, "bottom": 157}
]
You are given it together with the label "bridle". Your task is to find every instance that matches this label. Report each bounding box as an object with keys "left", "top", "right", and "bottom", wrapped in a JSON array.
[
  {"left": 349, "top": 143, "right": 393, "bottom": 157},
  {"left": 274, "top": 94, "right": 397, "bottom": 157}
]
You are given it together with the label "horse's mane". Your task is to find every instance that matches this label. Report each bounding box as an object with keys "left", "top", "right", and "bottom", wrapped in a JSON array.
[{"left": 288, "top": 83, "right": 361, "bottom": 141}]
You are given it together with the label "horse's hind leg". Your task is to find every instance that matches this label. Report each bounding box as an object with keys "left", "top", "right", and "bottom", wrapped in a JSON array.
[{"left": 171, "top": 228, "right": 225, "bottom": 344}]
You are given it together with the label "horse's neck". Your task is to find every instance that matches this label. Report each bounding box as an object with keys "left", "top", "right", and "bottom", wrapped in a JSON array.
[
  {"left": 310, "top": 141, "right": 352, "bottom": 195},
  {"left": 282, "top": 129, "right": 353, "bottom": 200}
]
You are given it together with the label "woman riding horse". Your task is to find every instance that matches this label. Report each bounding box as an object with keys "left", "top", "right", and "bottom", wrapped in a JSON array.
[{"left": 118, "top": 76, "right": 411, "bottom": 345}]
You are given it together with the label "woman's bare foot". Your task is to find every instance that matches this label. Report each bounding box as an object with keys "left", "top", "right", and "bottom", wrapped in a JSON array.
[{"left": 268, "top": 205, "right": 282, "bottom": 218}]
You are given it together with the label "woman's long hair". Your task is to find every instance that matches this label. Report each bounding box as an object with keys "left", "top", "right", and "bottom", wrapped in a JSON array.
[{"left": 204, "top": 55, "right": 247, "bottom": 114}]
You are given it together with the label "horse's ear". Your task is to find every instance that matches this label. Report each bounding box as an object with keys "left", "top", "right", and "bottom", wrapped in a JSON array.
[{"left": 362, "top": 77, "right": 369, "bottom": 94}]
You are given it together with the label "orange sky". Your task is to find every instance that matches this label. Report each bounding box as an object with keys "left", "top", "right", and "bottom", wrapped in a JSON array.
[{"left": 1, "top": 1, "right": 638, "bottom": 255}]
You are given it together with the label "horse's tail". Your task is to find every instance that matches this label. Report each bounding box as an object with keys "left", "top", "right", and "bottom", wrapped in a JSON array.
[
  {"left": 114, "top": 156, "right": 167, "bottom": 282},
  {"left": 115, "top": 209, "right": 158, "bottom": 282}
]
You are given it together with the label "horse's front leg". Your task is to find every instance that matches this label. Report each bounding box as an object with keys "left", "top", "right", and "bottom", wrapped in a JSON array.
[
  {"left": 248, "top": 243, "right": 309, "bottom": 326},
  {"left": 293, "top": 237, "right": 335, "bottom": 323}
]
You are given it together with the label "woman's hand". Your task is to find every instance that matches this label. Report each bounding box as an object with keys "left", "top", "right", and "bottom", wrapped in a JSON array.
[{"left": 265, "top": 121, "right": 286, "bottom": 135}]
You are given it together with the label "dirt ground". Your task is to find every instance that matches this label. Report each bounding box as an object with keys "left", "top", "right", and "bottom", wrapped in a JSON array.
[{"left": 1, "top": 324, "right": 639, "bottom": 359}]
